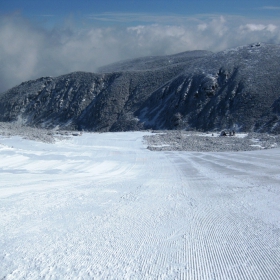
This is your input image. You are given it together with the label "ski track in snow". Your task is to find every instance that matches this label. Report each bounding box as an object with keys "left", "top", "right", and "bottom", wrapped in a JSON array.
[{"left": 0, "top": 132, "right": 279, "bottom": 279}]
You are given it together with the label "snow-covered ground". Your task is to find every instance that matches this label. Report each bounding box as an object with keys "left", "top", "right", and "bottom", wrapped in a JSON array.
[{"left": 1, "top": 132, "right": 280, "bottom": 279}]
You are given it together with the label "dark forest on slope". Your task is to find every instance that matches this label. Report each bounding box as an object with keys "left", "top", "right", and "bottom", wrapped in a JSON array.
[{"left": 0, "top": 43, "right": 280, "bottom": 133}]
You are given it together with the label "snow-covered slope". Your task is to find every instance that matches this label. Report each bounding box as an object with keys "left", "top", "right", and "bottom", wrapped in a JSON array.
[
  {"left": 137, "top": 43, "right": 280, "bottom": 132},
  {"left": 1, "top": 132, "right": 280, "bottom": 279},
  {"left": 0, "top": 43, "right": 280, "bottom": 132},
  {"left": 98, "top": 50, "right": 212, "bottom": 72}
]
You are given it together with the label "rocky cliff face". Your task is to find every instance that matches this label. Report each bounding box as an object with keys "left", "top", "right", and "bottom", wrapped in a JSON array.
[{"left": 0, "top": 43, "right": 280, "bottom": 133}]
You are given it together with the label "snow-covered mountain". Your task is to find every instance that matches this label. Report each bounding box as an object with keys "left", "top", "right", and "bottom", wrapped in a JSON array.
[{"left": 0, "top": 43, "right": 280, "bottom": 132}]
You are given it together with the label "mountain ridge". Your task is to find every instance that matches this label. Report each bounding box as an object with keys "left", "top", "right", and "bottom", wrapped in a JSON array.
[{"left": 0, "top": 43, "right": 280, "bottom": 133}]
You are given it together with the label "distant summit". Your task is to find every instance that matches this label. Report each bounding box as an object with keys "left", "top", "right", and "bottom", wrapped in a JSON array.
[
  {"left": 98, "top": 50, "right": 212, "bottom": 72},
  {"left": 0, "top": 43, "right": 280, "bottom": 133}
]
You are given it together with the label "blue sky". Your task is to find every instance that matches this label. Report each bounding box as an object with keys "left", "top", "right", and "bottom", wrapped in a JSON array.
[
  {"left": 1, "top": 0, "right": 280, "bottom": 92},
  {"left": 1, "top": 0, "right": 280, "bottom": 25}
]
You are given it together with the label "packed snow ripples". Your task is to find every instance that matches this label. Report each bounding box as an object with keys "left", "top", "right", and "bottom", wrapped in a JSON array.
[{"left": 0, "top": 132, "right": 280, "bottom": 279}]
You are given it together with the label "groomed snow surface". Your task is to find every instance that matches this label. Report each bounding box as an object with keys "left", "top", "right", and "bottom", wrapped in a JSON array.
[{"left": 1, "top": 132, "right": 280, "bottom": 279}]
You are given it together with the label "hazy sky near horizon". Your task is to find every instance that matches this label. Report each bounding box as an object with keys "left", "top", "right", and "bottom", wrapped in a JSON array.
[{"left": 1, "top": 0, "right": 280, "bottom": 92}]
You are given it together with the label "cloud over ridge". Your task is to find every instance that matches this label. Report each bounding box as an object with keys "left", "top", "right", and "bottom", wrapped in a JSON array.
[{"left": 0, "top": 14, "right": 280, "bottom": 93}]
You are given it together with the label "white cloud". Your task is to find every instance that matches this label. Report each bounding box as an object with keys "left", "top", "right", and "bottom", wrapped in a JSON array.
[
  {"left": 87, "top": 12, "right": 194, "bottom": 24},
  {"left": 242, "top": 24, "right": 266, "bottom": 31},
  {"left": 261, "top": 6, "right": 280, "bottom": 10},
  {"left": 240, "top": 23, "right": 277, "bottom": 32},
  {"left": 0, "top": 14, "right": 280, "bottom": 93},
  {"left": 267, "top": 24, "right": 277, "bottom": 32}
]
